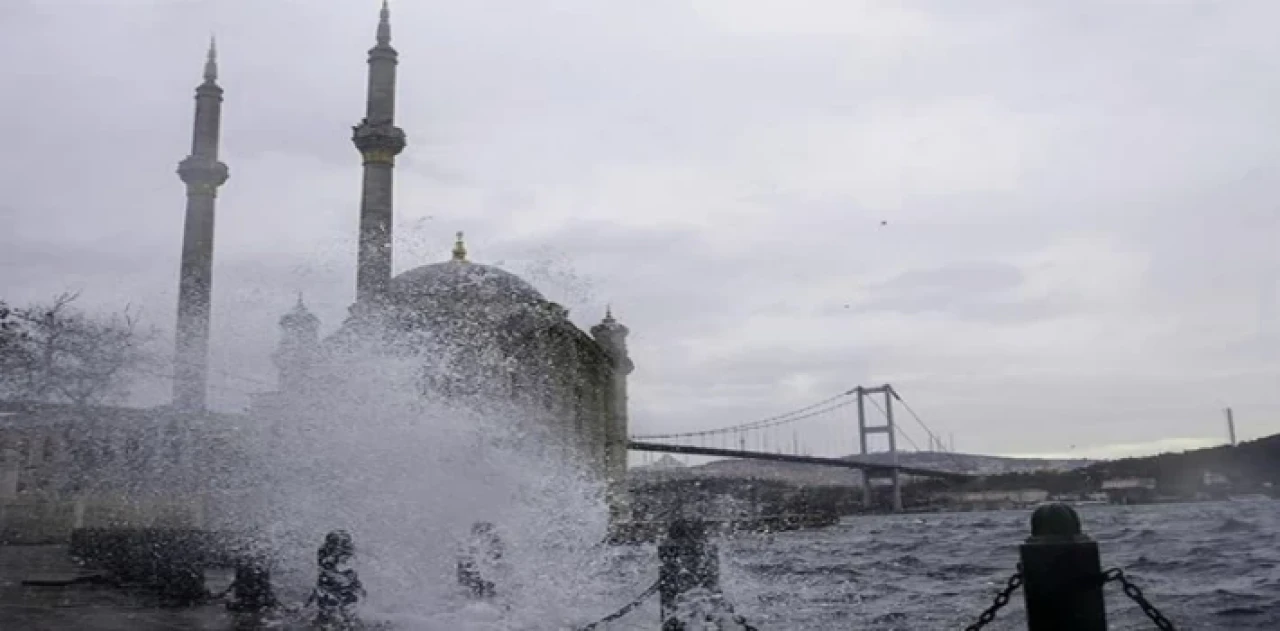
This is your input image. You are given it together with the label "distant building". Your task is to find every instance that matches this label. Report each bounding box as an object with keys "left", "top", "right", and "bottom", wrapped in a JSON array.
[
  {"left": 0, "top": 402, "right": 240, "bottom": 543},
  {"left": 644, "top": 455, "right": 686, "bottom": 470},
  {"left": 250, "top": 237, "right": 634, "bottom": 518},
  {"left": 0, "top": 5, "right": 635, "bottom": 541},
  {"left": 935, "top": 489, "right": 1049, "bottom": 511},
  {"left": 228, "top": 6, "right": 633, "bottom": 516},
  {"left": 1101, "top": 477, "right": 1157, "bottom": 504}
]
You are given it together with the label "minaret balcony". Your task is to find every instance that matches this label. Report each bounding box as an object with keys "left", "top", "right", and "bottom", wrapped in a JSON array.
[
  {"left": 352, "top": 120, "right": 407, "bottom": 155},
  {"left": 177, "top": 157, "right": 229, "bottom": 188},
  {"left": 194, "top": 82, "right": 224, "bottom": 99}
]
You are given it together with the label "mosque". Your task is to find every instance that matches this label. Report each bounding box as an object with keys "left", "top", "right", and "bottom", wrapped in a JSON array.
[{"left": 0, "top": 2, "right": 633, "bottom": 540}]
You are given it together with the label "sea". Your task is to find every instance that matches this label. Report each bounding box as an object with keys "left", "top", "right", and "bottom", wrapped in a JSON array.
[
  {"left": 2, "top": 500, "right": 1277, "bottom": 630},
  {"left": 716, "top": 500, "right": 1280, "bottom": 630}
]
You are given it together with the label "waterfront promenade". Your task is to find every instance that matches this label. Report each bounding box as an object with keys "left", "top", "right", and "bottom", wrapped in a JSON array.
[
  {"left": 2, "top": 502, "right": 1276, "bottom": 630},
  {"left": 0, "top": 545, "right": 237, "bottom": 630}
]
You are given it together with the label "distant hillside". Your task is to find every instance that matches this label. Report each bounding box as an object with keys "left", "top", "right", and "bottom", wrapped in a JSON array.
[
  {"left": 932, "top": 433, "right": 1280, "bottom": 495},
  {"left": 629, "top": 451, "right": 1091, "bottom": 487},
  {"left": 1084, "top": 433, "right": 1280, "bottom": 491}
]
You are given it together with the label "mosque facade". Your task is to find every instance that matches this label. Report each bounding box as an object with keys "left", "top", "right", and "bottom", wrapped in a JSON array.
[
  {"left": 253, "top": 229, "right": 633, "bottom": 495},
  {"left": 0, "top": 2, "right": 633, "bottom": 540},
  {"left": 228, "top": 3, "right": 634, "bottom": 514}
]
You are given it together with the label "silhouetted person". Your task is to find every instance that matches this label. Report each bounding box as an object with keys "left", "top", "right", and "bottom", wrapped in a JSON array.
[{"left": 457, "top": 521, "right": 505, "bottom": 598}]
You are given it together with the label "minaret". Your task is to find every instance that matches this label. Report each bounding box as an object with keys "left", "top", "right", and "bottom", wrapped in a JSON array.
[
  {"left": 451, "top": 231, "right": 468, "bottom": 262},
  {"left": 173, "top": 38, "right": 229, "bottom": 411},
  {"left": 352, "top": 0, "right": 407, "bottom": 305},
  {"left": 273, "top": 296, "right": 321, "bottom": 395},
  {"left": 591, "top": 307, "right": 635, "bottom": 521}
]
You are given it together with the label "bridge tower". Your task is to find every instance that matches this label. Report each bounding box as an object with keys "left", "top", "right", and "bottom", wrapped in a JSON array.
[{"left": 856, "top": 384, "right": 902, "bottom": 512}]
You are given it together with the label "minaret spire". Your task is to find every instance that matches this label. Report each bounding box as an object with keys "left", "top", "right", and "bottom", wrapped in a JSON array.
[
  {"left": 274, "top": 296, "right": 321, "bottom": 396},
  {"left": 352, "top": 0, "right": 407, "bottom": 305},
  {"left": 203, "top": 36, "right": 217, "bottom": 83},
  {"left": 377, "top": 0, "right": 391, "bottom": 46},
  {"left": 173, "top": 42, "right": 231, "bottom": 411}
]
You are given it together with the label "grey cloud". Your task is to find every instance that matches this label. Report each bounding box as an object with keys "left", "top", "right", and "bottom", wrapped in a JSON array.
[
  {"left": 837, "top": 262, "right": 1081, "bottom": 324},
  {"left": 3, "top": 1, "right": 1280, "bottom": 456}
]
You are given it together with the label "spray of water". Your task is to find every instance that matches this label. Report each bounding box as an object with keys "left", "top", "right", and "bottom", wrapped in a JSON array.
[{"left": 179, "top": 323, "right": 654, "bottom": 629}]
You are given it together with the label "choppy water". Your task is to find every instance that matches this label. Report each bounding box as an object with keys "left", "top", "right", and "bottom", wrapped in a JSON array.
[
  {"left": 717, "top": 500, "right": 1280, "bottom": 630},
  {"left": 3, "top": 500, "right": 1278, "bottom": 629}
]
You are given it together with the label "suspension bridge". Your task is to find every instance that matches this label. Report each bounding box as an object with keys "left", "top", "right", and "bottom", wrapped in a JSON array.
[{"left": 626, "top": 384, "right": 973, "bottom": 511}]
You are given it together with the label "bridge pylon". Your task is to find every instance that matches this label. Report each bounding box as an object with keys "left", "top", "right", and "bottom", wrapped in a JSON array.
[{"left": 856, "top": 384, "right": 901, "bottom": 512}]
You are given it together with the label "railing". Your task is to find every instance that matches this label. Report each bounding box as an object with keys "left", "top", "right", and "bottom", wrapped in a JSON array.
[
  {"left": 575, "top": 503, "right": 1175, "bottom": 630},
  {"left": 962, "top": 503, "right": 1175, "bottom": 630},
  {"left": 57, "top": 503, "right": 1174, "bottom": 629}
]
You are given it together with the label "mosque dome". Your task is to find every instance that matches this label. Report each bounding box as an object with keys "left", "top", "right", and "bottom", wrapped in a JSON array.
[
  {"left": 279, "top": 295, "right": 320, "bottom": 330},
  {"left": 386, "top": 232, "right": 548, "bottom": 324}
]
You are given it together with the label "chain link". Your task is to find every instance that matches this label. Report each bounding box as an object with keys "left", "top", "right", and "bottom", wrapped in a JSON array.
[
  {"left": 574, "top": 579, "right": 660, "bottom": 630},
  {"left": 964, "top": 566, "right": 1024, "bottom": 631},
  {"left": 1102, "top": 568, "right": 1176, "bottom": 630}
]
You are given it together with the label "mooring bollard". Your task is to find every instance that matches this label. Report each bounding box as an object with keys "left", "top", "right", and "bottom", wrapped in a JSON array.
[
  {"left": 457, "top": 521, "right": 503, "bottom": 599},
  {"left": 226, "top": 555, "right": 278, "bottom": 613},
  {"left": 308, "top": 530, "right": 365, "bottom": 627},
  {"left": 658, "top": 517, "right": 721, "bottom": 631},
  {"left": 1020, "top": 503, "right": 1107, "bottom": 631}
]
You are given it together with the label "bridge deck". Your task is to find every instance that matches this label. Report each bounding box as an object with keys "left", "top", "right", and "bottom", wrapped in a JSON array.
[{"left": 627, "top": 441, "right": 973, "bottom": 481}]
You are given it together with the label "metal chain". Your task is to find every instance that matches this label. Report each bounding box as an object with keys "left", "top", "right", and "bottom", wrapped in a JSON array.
[
  {"left": 1102, "top": 568, "right": 1176, "bottom": 630},
  {"left": 575, "top": 579, "right": 661, "bottom": 630},
  {"left": 964, "top": 566, "right": 1024, "bottom": 631}
]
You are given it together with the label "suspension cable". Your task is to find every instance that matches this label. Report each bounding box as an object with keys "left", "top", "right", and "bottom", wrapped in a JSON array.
[
  {"left": 631, "top": 389, "right": 858, "bottom": 440},
  {"left": 890, "top": 387, "right": 945, "bottom": 452}
]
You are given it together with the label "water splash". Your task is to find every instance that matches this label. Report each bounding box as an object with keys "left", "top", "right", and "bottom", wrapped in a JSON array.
[{"left": 195, "top": 337, "right": 629, "bottom": 629}]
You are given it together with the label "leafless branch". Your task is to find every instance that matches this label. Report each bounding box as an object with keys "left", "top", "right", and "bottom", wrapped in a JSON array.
[{"left": 0, "top": 293, "right": 159, "bottom": 407}]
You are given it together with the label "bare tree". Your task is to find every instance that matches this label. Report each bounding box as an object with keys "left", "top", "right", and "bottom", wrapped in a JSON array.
[
  {"left": 0, "top": 292, "right": 159, "bottom": 406},
  {"left": 0, "top": 300, "right": 21, "bottom": 353},
  {"left": 0, "top": 299, "right": 32, "bottom": 396}
]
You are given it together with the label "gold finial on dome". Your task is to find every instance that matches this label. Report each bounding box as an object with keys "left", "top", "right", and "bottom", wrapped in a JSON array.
[{"left": 452, "top": 231, "right": 468, "bottom": 262}]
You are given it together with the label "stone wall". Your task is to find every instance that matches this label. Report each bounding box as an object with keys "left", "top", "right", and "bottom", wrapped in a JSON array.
[
  {"left": 0, "top": 498, "right": 204, "bottom": 545},
  {"left": 0, "top": 403, "right": 236, "bottom": 544}
]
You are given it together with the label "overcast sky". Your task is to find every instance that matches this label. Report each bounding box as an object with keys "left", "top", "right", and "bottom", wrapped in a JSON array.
[{"left": 1, "top": 0, "right": 1277, "bottom": 461}]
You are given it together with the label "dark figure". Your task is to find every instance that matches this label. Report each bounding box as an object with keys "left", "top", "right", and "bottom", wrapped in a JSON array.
[
  {"left": 223, "top": 556, "right": 278, "bottom": 613},
  {"left": 456, "top": 521, "right": 504, "bottom": 598},
  {"left": 658, "top": 518, "right": 721, "bottom": 630},
  {"left": 307, "top": 530, "right": 366, "bottom": 628}
]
